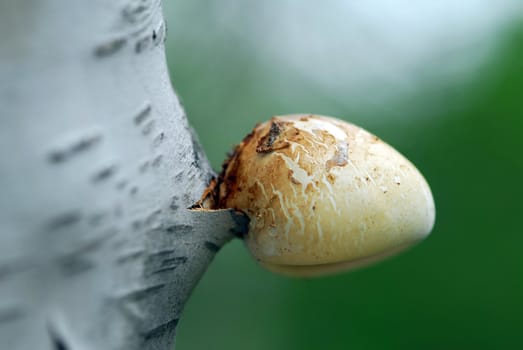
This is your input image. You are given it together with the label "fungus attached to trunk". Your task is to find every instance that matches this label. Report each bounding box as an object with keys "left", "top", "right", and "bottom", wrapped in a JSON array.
[{"left": 204, "top": 114, "right": 435, "bottom": 277}]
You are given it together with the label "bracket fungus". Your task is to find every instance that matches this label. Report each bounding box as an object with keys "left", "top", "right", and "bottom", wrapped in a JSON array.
[{"left": 203, "top": 115, "right": 435, "bottom": 277}]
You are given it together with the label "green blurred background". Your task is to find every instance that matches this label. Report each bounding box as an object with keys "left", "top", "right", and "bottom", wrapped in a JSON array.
[{"left": 164, "top": 2, "right": 523, "bottom": 349}]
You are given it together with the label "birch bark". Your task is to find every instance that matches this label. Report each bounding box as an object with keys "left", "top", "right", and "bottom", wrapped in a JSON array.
[{"left": 0, "top": 1, "right": 243, "bottom": 349}]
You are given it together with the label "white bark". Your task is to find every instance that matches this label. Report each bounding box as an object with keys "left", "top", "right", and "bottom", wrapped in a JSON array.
[{"left": 0, "top": 1, "right": 245, "bottom": 349}]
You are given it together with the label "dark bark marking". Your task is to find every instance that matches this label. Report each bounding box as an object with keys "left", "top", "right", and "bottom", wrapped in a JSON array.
[
  {"left": 149, "top": 266, "right": 178, "bottom": 275},
  {"left": 165, "top": 224, "right": 192, "bottom": 234},
  {"left": 115, "top": 179, "right": 128, "bottom": 190},
  {"left": 147, "top": 250, "right": 185, "bottom": 263},
  {"left": 48, "top": 325, "right": 70, "bottom": 350},
  {"left": 123, "top": 0, "right": 163, "bottom": 39},
  {"left": 94, "top": 38, "right": 127, "bottom": 58},
  {"left": 73, "top": 229, "right": 117, "bottom": 254},
  {"left": 204, "top": 241, "right": 220, "bottom": 253},
  {"left": 182, "top": 193, "right": 191, "bottom": 205},
  {"left": 45, "top": 211, "right": 82, "bottom": 231},
  {"left": 133, "top": 104, "right": 152, "bottom": 125},
  {"left": 161, "top": 256, "right": 188, "bottom": 266},
  {"left": 141, "top": 119, "right": 155, "bottom": 135},
  {"left": 122, "top": 0, "right": 150, "bottom": 24},
  {"left": 133, "top": 16, "right": 165, "bottom": 53},
  {"left": 169, "top": 196, "right": 179, "bottom": 210},
  {"left": 0, "top": 260, "right": 33, "bottom": 281},
  {"left": 0, "top": 307, "right": 23, "bottom": 323},
  {"left": 145, "top": 249, "right": 187, "bottom": 275},
  {"left": 143, "top": 318, "right": 179, "bottom": 340},
  {"left": 87, "top": 212, "right": 107, "bottom": 227},
  {"left": 174, "top": 171, "right": 184, "bottom": 183},
  {"left": 135, "top": 35, "right": 151, "bottom": 53},
  {"left": 131, "top": 219, "right": 142, "bottom": 231},
  {"left": 129, "top": 186, "right": 139, "bottom": 196},
  {"left": 57, "top": 255, "right": 94, "bottom": 277},
  {"left": 91, "top": 164, "right": 118, "bottom": 183},
  {"left": 152, "top": 132, "right": 165, "bottom": 147},
  {"left": 148, "top": 249, "right": 175, "bottom": 258},
  {"left": 57, "top": 230, "right": 115, "bottom": 276},
  {"left": 119, "top": 283, "right": 165, "bottom": 302},
  {"left": 151, "top": 154, "right": 163, "bottom": 168},
  {"left": 52, "top": 337, "right": 68, "bottom": 350},
  {"left": 47, "top": 134, "right": 102, "bottom": 164},
  {"left": 139, "top": 160, "right": 150, "bottom": 173},
  {"left": 152, "top": 21, "right": 165, "bottom": 46}
]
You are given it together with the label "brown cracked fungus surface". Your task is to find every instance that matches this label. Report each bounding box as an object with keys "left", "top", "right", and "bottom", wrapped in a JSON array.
[{"left": 215, "top": 114, "right": 435, "bottom": 276}]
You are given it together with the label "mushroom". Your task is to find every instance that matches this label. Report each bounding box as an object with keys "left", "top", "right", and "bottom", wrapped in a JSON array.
[{"left": 206, "top": 114, "right": 435, "bottom": 277}]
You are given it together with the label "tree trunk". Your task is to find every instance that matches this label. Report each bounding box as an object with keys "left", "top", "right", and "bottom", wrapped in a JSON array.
[{"left": 0, "top": 1, "right": 243, "bottom": 349}]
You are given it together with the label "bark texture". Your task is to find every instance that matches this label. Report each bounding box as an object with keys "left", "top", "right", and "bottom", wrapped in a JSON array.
[{"left": 0, "top": 1, "right": 244, "bottom": 349}]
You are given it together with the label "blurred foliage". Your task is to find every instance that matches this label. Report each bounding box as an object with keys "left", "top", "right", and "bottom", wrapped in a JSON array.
[{"left": 166, "top": 5, "right": 523, "bottom": 349}]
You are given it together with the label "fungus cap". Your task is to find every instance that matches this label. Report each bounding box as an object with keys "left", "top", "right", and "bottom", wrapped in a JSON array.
[{"left": 218, "top": 115, "right": 435, "bottom": 277}]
